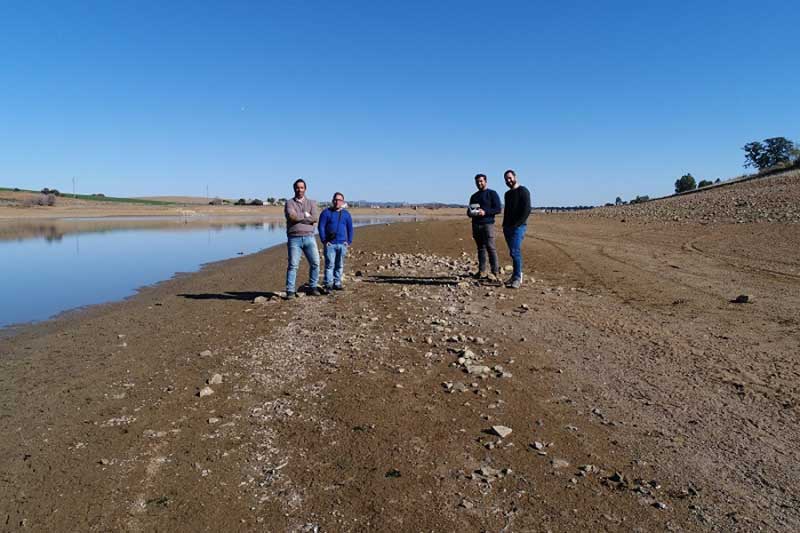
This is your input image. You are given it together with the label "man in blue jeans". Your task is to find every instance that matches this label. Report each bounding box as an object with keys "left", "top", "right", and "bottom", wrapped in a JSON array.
[
  {"left": 502, "top": 169, "right": 531, "bottom": 289},
  {"left": 284, "top": 178, "right": 321, "bottom": 298},
  {"left": 318, "top": 191, "right": 354, "bottom": 293}
]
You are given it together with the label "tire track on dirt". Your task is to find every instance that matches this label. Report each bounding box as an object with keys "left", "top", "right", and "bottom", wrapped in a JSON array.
[{"left": 684, "top": 239, "right": 800, "bottom": 282}]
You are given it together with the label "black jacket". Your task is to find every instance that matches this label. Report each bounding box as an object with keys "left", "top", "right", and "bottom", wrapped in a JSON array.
[
  {"left": 503, "top": 186, "right": 531, "bottom": 228},
  {"left": 468, "top": 189, "right": 502, "bottom": 225}
]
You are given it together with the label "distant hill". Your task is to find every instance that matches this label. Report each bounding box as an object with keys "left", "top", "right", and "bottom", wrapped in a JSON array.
[
  {"left": 348, "top": 200, "right": 466, "bottom": 209},
  {"left": 580, "top": 169, "right": 800, "bottom": 224},
  {"left": 137, "top": 196, "right": 224, "bottom": 205}
]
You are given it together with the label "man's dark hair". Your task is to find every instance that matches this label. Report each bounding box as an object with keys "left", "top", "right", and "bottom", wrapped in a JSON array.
[
  {"left": 293, "top": 178, "right": 306, "bottom": 189},
  {"left": 474, "top": 173, "right": 487, "bottom": 181},
  {"left": 332, "top": 191, "right": 344, "bottom": 202},
  {"left": 503, "top": 169, "right": 516, "bottom": 178}
]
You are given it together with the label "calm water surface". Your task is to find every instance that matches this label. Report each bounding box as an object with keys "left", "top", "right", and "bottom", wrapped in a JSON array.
[{"left": 1, "top": 216, "right": 402, "bottom": 328}]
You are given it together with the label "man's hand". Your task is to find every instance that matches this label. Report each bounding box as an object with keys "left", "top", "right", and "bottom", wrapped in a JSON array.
[{"left": 477, "top": 208, "right": 486, "bottom": 216}]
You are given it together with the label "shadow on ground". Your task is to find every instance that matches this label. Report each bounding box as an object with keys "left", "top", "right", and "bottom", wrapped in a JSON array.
[{"left": 178, "top": 291, "right": 281, "bottom": 301}]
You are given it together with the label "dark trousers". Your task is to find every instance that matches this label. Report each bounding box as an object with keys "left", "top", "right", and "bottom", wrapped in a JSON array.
[{"left": 472, "top": 223, "right": 499, "bottom": 274}]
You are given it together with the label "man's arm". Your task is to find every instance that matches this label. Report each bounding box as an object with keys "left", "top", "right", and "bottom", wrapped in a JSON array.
[
  {"left": 318, "top": 209, "right": 329, "bottom": 242},
  {"left": 285, "top": 201, "right": 305, "bottom": 224},
  {"left": 521, "top": 187, "right": 532, "bottom": 220},
  {"left": 346, "top": 212, "right": 354, "bottom": 245},
  {"left": 488, "top": 190, "right": 502, "bottom": 216},
  {"left": 308, "top": 201, "right": 319, "bottom": 225}
]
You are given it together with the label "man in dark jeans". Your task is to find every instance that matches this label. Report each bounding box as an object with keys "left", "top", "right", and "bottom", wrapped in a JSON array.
[
  {"left": 467, "top": 173, "right": 502, "bottom": 280},
  {"left": 502, "top": 169, "right": 531, "bottom": 289}
]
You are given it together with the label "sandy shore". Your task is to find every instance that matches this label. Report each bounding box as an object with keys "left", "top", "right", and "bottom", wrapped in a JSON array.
[{"left": 1, "top": 213, "right": 799, "bottom": 531}]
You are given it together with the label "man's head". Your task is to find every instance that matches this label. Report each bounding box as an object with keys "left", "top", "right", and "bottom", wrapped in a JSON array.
[
  {"left": 293, "top": 178, "right": 307, "bottom": 199},
  {"left": 503, "top": 169, "right": 517, "bottom": 189},
  {"left": 474, "top": 173, "right": 487, "bottom": 191},
  {"left": 331, "top": 191, "right": 345, "bottom": 210}
]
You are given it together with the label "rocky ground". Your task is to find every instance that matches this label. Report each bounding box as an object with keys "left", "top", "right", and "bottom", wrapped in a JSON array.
[
  {"left": 1, "top": 178, "right": 799, "bottom": 531},
  {"left": 583, "top": 169, "right": 800, "bottom": 224}
]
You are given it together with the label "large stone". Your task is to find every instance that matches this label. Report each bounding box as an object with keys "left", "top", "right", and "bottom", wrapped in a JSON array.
[
  {"left": 491, "top": 425, "right": 513, "bottom": 438},
  {"left": 466, "top": 365, "right": 491, "bottom": 375}
]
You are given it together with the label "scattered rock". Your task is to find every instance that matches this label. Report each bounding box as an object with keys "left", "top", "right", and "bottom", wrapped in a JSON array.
[
  {"left": 199, "top": 350, "right": 212, "bottom": 357},
  {"left": 551, "top": 458, "right": 570, "bottom": 469},
  {"left": 198, "top": 386, "right": 214, "bottom": 397},
  {"left": 732, "top": 294, "right": 750, "bottom": 304},
  {"left": 459, "top": 499, "right": 474, "bottom": 509},
  {"left": 491, "top": 425, "right": 513, "bottom": 438},
  {"left": 208, "top": 374, "right": 223, "bottom": 385},
  {"left": 466, "top": 365, "right": 491, "bottom": 375}
]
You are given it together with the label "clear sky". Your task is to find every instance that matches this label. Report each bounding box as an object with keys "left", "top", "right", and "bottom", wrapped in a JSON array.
[{"left": 1, "top": 1, "right": 798, "bottom": 206}]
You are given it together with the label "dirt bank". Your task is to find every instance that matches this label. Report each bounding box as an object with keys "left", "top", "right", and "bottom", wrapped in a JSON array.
[
  {"left": 1, "top": 214, "right": 798, "bottom": 531},
  {"left": 0, "top": 191, "right": 464, "bottom": 220}
]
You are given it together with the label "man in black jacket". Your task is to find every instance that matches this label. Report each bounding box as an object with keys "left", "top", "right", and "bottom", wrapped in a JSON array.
[
  {"left": 502, "top": 169, "right": 531, "bottom": 288},
  {"left": 467, "top": 173, "right": 502, "bottom": 279}
]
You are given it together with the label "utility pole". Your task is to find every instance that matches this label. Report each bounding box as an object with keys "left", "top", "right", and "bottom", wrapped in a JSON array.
[
  {"left": 206, "top": 184, "right": 209, "bottom": 202},
  {"left": 72, "top": 176, "right": 76, "bottom": 198}
]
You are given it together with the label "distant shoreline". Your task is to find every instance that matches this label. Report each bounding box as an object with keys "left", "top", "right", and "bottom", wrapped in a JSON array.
[{"left": 0, "top": 201, "right": 465, "bottom": 221}]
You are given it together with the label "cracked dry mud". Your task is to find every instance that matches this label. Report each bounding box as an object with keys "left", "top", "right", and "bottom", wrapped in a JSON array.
[{"left": 2, "top": 173, "right": 799, "bottom": 531}]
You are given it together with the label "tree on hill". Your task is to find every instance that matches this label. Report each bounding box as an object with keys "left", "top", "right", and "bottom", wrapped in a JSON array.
[
  {"left": 266, "top": 197, "right": 276, "bottom": 205},
  {"left": 698, "top": 180, "right": 713, "bottom": 188},
  {"left": 615, "top": 196, "right": 623, "bottom": 206},
  {"left": 249, "top": 198, "right": 263, "bottom": 206},
  {"left": 235, "top": 198, "right": 247, "bottom": 205},
  {"left": 674, "top": 173, "right": 696, "bottom": 193},
  {"left": 743, "top": 137, "right": 797, "bottom": 170}
]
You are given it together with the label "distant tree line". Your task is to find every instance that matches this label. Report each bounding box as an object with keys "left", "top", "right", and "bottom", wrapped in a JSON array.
[
  {"left": 210, "top": 197, "right": 285, "bottom": 206},
  {"left": 609, "top": 135, "right": 797, "bottom": 206},
  {"left": 542, "top": 206, "right": 594, "bottom": 212}
]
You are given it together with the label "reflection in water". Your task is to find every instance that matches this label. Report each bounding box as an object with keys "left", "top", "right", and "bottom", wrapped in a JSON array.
[
  {"left": 0, "top": 216, "right": 411, "bottom": 243},
  {"left": 0, "top": 216, "right": 411, "bottom": 328}
]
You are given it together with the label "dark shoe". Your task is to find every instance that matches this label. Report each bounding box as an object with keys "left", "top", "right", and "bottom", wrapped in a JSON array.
[
  {"left": 505, "top": 278, "right": 521, "bottom": 289},
  {"left": 333, "top": 284, "right": 344, "bottom": 291},
  {"left": 320, "top": 286, "right": 331, "bottom": 295},
  {"left": 309, "top": 288, "right": 322, "bottom": 296},
  {"left": 284, "top": 291, "right": 297, "bottom": 300}
]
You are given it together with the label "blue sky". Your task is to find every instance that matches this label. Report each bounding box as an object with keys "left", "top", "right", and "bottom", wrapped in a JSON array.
[{"left": 1, "top": 1, "right": 797, "bottom": 205}]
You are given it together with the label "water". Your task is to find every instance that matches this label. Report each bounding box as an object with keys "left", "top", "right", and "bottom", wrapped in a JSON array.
[{"left": 1, "top": 216, "right": 401, "bottom": 328}]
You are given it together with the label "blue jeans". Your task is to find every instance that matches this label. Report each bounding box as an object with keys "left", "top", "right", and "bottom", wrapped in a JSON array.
[
  {"left": 503, "top": 224, "right": 527, "bottom": 280},
  {"left": 324, "top": 243, "right": 348, "bottom": 287},
  {"left": 286, "top": 235, "right": 320, "bottom": 293}
]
